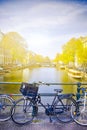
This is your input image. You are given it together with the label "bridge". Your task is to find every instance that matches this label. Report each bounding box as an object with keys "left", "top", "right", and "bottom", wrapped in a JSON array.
[
  {"left": 0, "top": 82, "right": 87, "bottom": 130},
  {"left": 0, "top": 115, "right": 86, "bottom": 130}
]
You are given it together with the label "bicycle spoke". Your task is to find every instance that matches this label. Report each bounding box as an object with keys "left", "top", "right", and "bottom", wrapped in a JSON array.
[
  {"left": 0, "top": 96, "right": 13, "bottom": 121},
  {"left": 71, "top": 100, "right": 87, "bottom": 126},
  {"left": 11, "top": 98, "right": 34, "bottom": 125},
  {"left": 55, "top": 97, "right": 76, "bottom": 123}
]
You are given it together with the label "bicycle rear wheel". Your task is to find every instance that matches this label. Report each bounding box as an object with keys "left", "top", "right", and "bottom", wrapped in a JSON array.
[
  {"left": 71, "top": 99, "right": 87, "bottom": 126},
  {"left": 0, "top": 95, "right": 14, "bottom": 121},
  {"left": 54, "top": 97, "right": 77, "bottom": 123},
  {"left": 11, "top": 98, "right": 34, "bottom": 125}
]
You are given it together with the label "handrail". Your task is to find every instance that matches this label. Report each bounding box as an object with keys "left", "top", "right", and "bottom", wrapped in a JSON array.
[
  {"left": 0, "top": 82, "right": 21, "bottom": 85},
  {"left": 0, "top": 93, "right": 74, "bottom": 97},
  {"left": 0, "top": 82, "right": 87, "bottom": 99},
  {"left": 0, "top": 81, "right": 87, "bottom": 85}
]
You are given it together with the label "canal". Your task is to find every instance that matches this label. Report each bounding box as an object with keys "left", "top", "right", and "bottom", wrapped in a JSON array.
[{"left": 0, "top": 67, "right": 83, "bottom": 96}]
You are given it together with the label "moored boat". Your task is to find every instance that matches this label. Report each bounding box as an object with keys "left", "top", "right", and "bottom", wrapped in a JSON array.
[
  {"left": 60, "top": 65, "right": 65, "bottom": 69},
  {"left": 68, "top": 69, "right": 83, "bottom": 79}
]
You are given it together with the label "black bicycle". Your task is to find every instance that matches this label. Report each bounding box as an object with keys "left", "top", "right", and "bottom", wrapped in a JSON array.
[{"left": 11, "top": 82, "right": 77, "bottom": 125}]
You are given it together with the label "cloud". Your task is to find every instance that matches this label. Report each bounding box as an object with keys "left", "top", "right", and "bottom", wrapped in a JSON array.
[
  {"left": 0, "top": 1, "right": 87, "bottom": 31},
  {"left": 0, "top": 0, "right": 87, "bottom": 58}
]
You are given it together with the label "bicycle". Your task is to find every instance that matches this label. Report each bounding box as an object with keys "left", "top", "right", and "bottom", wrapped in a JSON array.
[
  {"left": 71, "top": 86, "right": 87, "bottom": 126},
  {"left": 11, "top": 81, "right": 77, "bottom": 125},
  {"left": 0, "top": 94, "right": 15, "bottom": 121}
]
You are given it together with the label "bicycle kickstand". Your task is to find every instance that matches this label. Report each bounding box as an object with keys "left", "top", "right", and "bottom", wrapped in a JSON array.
[{"left": 49, "top": 116, "right": 52, "bottom": 123}]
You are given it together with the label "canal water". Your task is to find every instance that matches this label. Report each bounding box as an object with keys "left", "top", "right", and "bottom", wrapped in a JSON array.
[{"left": 0, "top": 67, "right": 81, "bottom": 96}]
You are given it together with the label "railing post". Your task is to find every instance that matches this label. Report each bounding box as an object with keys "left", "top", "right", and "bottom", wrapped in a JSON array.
[{"left": 76, "top": 82, "right": 81, "bottom": 100}]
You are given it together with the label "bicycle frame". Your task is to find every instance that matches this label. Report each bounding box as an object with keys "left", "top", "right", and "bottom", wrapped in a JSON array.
[
  {"left": 71, "top": 87, "right": 87, "bottom": 126},
  {"left": 29, "top": 93, "right": 70, "bottom": 117},
  {"left": 79, "top": 92, "right": 87, "bottom": 113}
]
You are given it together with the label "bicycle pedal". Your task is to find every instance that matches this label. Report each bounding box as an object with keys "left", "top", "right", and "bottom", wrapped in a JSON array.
[{"left": 73, "top": 111, "right": 80, "bottom": 116}]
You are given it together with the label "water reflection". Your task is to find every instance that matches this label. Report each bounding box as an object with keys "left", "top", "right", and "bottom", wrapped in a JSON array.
[{"left": 0, "top": 67, "right": 80, "bottom": 95}]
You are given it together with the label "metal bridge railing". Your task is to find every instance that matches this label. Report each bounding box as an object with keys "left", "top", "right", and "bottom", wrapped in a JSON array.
[{"left": 0, "top": 82, "right": 87, "bottom": 99}]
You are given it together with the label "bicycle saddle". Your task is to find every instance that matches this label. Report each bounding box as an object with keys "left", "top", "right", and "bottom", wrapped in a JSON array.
[{"left": 54, "top": 89, "right": 63, "bottom": 93}]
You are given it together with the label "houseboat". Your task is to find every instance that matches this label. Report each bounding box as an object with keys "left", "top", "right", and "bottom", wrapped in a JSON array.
[{"left": 68, "top": 69, "right": 83, "bottom": 79}]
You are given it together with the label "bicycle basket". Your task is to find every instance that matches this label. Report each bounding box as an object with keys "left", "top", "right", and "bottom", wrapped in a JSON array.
[{"left": 20, "top": 82, "right": 38, "bottom": 97}]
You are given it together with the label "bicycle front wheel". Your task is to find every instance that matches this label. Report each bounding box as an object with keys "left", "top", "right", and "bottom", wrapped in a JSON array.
[
  {"left": 0, "top": 95, "right": 14, "bottom": 121},
  {"left": 71, "top": 99, "right": 87, "bottom": 126},
  {"left": 11, "top": 98, "right": 34, "bottom": 125},
  {"left": 54, "top": 97, "right": 77, "bottom": 123}
]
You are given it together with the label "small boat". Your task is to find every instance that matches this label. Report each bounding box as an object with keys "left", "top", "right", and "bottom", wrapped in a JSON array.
[
  {"left": 60, "top": 65, "right": 65, "bottom": 69},
  {"left": 68, "top": 69, "right": 83, "bottom": 79}
]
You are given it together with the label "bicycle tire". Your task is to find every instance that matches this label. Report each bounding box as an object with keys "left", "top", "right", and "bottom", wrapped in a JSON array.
[
  {"left": 0, "top": 95, "right": 14, "bottom": 121},
  {"left": 71, "top": 98, "right": 87, "bottom": 126},
  {"left": 11, "top": 98, "right": 34, "bottom": 125},
  {"left": 54, "top": 97, "right": 77, "bottom": 123}
]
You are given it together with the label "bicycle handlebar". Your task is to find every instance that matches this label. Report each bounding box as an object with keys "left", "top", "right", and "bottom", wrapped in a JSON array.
[
  {"left": 80, "top": 87, "right": 87, "bottom": 93},
  {"left": 32, "top": 82, "right": 87, "bottom": 89},
  {"left": 33, "top": 81, "right": 50, "bottom": 86}
]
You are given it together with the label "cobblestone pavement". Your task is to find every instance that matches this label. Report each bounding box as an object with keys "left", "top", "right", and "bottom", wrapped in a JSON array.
[{"left": 0, "top": 113, "right": 87, "bottom": 130}]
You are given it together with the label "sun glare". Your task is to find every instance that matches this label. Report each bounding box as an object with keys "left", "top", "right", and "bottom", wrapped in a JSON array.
[{"left": 28, "top": 34, "right": 50, "bottom": 45}]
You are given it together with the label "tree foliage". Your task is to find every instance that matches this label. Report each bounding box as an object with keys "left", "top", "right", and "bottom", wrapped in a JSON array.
[
  {"left": 0, "top": 32, "right": 28, "bottom": 64},
  {"left": 54, "top": 36, "right": 87, "bottom": 67}
]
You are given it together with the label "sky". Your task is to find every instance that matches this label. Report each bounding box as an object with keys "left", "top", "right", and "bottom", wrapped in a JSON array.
[{"left": 0, "top": 0, "right": 87, "bottom": 59}]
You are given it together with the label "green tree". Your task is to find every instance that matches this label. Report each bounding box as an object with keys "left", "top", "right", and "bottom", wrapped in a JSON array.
[
  {"left": 1, "top": 32, "right": 28, "bottom": 64},
  {"left": 59, "top": 38, "right": 83, "bottom": 64}
]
